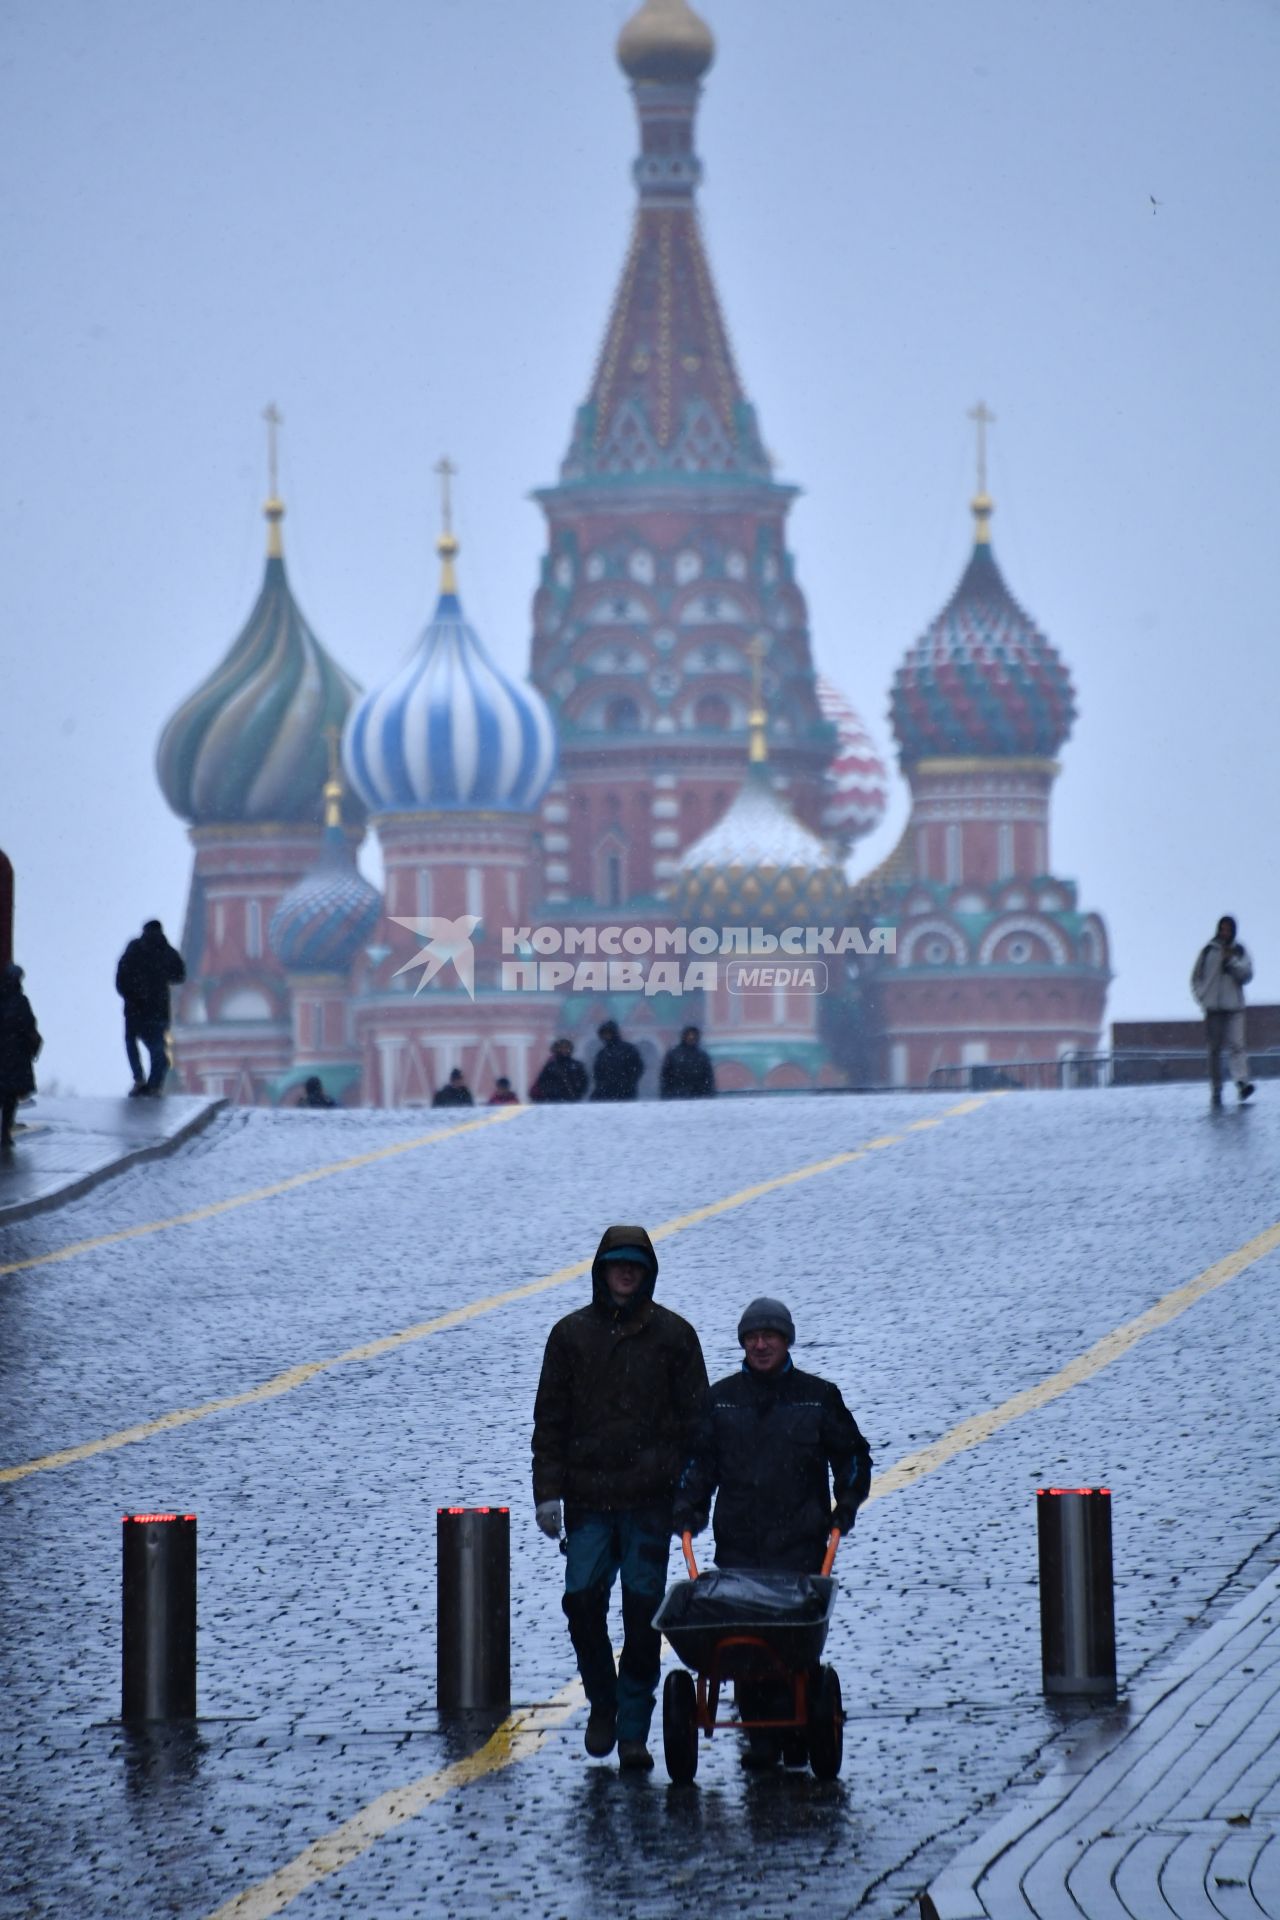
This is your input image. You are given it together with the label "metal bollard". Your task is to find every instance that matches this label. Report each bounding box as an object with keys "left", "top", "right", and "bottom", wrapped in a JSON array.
[
  {"left": 122, "top": 1513, "right": 197, "bottom": 1721},
  {"left": 1036, "top": 1488, "right": 1116, "bottom": 1698},
  {"left": 436, "top": 1507, "right": 510, "bottom": 1713}
]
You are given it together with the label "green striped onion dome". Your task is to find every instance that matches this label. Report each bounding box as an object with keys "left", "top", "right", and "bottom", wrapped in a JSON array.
[{"left": 156, "top": 508, "right": 363, "bottom": 827}]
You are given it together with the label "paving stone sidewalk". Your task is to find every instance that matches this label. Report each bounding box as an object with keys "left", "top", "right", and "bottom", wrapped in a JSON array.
[
  {"left": 0, "top": 1094, "right": 224, "bottom": 1225},
  {"left": 921, "top": 1561, "right": 1280, "bottom": 1919}
]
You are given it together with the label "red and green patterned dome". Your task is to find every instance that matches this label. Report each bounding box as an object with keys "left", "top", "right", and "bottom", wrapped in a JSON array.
[{"left": 890, "top": 501, "right": 1075, "bottom": 766}]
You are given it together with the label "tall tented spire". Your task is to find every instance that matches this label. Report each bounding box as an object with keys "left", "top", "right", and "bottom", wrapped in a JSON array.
[{"left": 559, "top": 0, "right": 768, "bottom": 483}]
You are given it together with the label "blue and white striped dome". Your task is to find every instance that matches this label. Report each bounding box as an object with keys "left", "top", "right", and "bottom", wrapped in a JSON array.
[{"left": 344, "top": 537, "right": 557, "bottom": 814}]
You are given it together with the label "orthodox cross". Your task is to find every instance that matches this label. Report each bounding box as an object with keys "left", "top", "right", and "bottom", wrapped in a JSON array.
[
  {"left": 434, "top": 455, "right": 457, "bottom": 537},
  {"left": 263, "top": 403, "right": 283, "bottom": 497},
  {"left": 968, "top": 400, "right": 995, "bottom": 497}
]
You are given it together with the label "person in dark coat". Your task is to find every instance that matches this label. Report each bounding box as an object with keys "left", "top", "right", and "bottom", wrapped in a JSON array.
[
  {"left": 660, "top": 1025, "right": 716, "bottom": 1099},
  {"left": 0, "top": 964, "right": 42, "bottom": 1151},
  {"left": 115, "top": 919, "right": 185, "bottom": 1096},
  {"left": 673, "top": 1296, "right": 872, "bottom": 1767},
  {"left": 532, "top": 1225, "right": 708, "bottom": 1772},
  {"left": 431, "top": 1068, "right": 474, "bottom": 1108},
  {"left": 301, "top": 1076, "right": 336, "bottom": 1109},
  {"left": 487, "top": 1077, "right": 520, "bottom": 1106},
  {"left": 530, "top": 1037, "right": 588, "bottom": 1104},
  {"left": 589, "top": 1020, "right": 645, "bottom": 1102}
]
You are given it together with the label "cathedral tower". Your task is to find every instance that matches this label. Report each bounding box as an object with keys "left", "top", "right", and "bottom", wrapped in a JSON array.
[{"left": 529, "top": 0, "right": 836, "bottom": 913}]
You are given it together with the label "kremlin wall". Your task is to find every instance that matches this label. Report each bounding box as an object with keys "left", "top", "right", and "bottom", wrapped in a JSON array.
[{"left": 155, "top": 0, "right": 1110, "bottom": 1106}]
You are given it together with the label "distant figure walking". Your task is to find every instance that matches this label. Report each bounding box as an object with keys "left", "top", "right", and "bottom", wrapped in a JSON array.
[
  {"left": 659, "top": 1025, "right": 716, "bottom": 1100},
  {"left": 432, "top": 1068, "right": 474, "bottom": 1109},
  {"left": 590, "top": 1021, "right": 645, "bottom": 1102},
  {"left": 487, "top": 1077, "right": 520, "bottom": 1106},
  {"left": 1191, "top": 915, "right": 1255, "bottom": 1109},
  {"left": 530, "top": 1037, "right": 588, "bottom": 1104},
  {"left": 301, "top": 1075, "right": 336, "bottom": 1109},
  {"left": 115, "top": 919, "right": 185, "bottom": 1097},
  {"left": 0, "top": 964, "right": 41, "bottom": 1151}
]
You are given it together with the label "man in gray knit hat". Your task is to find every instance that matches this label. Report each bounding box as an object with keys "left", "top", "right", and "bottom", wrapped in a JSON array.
[
  {"left": 673, "top": 1296, "right": 871, "bottom": 1767},
  {"left": 674, "top": 1296, "right": 871, "bottom": 1574}
]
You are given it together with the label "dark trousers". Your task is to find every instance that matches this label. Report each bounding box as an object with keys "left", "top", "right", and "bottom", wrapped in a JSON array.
[
  {"left": 1, "top": 1094, "right": 17, "bottom": 1143},
  {"left": 561, "top": 1507, "right": 669, "bottom": 1741},
  {"left": 125, "top": 1017, "right": 170, "bottom": 1091},
  {"left": 1205, "top": 1010, "right": 1248, "bottom": 1096}
]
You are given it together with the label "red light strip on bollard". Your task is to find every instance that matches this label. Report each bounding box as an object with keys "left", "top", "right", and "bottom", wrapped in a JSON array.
[
  {"left": 123, "top": 1512, "right": 196, "bottom": 1524},
  {"left": 436, "top": 1506, "right": 510, "bottom": 1515},
  {"left": 1037, "top": 1488, "right": 1111, "bottom": 1497}
]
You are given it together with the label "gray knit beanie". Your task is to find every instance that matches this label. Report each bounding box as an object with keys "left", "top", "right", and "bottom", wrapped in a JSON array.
[{"left": 737, "top": 1296, "right": 795, "bottom": 1345}]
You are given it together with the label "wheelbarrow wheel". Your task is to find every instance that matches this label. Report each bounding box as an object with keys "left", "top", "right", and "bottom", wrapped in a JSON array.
[
  {"left": 807, "top": 1664, "right": 843, "bottom": 1780},
  {"left": 663, "top": 1669, "right": 699, "bottom": 1783}
]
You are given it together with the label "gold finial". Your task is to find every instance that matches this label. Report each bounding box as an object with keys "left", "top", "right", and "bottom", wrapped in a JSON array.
[
  {"left": 322, "top": 724, "right": 343, "bottom": 830},
  {"left": 263, "top": 402, "right": 285, "bottom": 558},
  {"left": 747, "top": 634, "right": 768, "bottom": 765},
  {"left": 618, "top": 0, "right": 715, "bottom": 84},
  {"left": 433, "top": 454, "right": 460, "bottom": 595},
  {"left": 968, "top": 400, "right": 996, "bottom": 545}
]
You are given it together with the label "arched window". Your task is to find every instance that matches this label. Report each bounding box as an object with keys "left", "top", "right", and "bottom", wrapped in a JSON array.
[
  {"left": 245, "top": 900, "right": 262, "bottom": 958},
  {"left": 605, "top": 696, "right": 641, "bottom": 734}
]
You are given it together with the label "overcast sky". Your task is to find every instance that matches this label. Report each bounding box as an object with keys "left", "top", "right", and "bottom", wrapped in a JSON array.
[{"left": 3, "top": 0, "right": 1278, "bottom": 1095}]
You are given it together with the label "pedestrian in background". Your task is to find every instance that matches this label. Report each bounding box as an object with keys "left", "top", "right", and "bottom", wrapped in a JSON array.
[
  {"left": 1191, "top": 915, "right": 1255, "bottom": 1109},
  {"left": 115, "top": 919, "right": 185, "bottom": 1097},
  {"left": 660, "top": 1024, "right": 716, "bottom": 1099},
  {"left": 432, "top": 1068, "right": 474, "bottom": 1108},
  {"left": 530, "top": 1037, "right": 588, "bottom": 1104},
  {"left": 532, "top": 1225, "right": 708, "bottom": 1772},
  {"left": 301, "top": 1075, "right": 336, "bottom": 1109},
  {"left": 487, "top": 1077, "right": 520, "bottom": 1106},
  {"left": 589, "top": 1020, "right": 645, "bottom": 1101},
  {"left": 0, "top": 963, "right": 41, "bottom": 1152}
]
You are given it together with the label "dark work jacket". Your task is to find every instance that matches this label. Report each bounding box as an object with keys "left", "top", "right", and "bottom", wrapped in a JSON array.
[
  {"left": 530, "top": 1053, "right": 588, "bottom": 1103},
  {"left": 432, "top": 1084, "right": 474, "bottom": 1108},
  {"left": 660, "top": 1042, "right": 716, "bottom": 1100},
  {"left": 589, "top": 1037, "right": 645, "bottom": 1102},
  {"left": 532, "top": 1224, "right": 709, "bottom": 1511},
  {"left": 115, "top": 931, "right": 185, "bottom": 1024},
  {"left": 0, "top": 987, "right": 41, "bottom": 1097},
  {"left": 675, "top": 1363, "right": 872, "bottom": 1572}
]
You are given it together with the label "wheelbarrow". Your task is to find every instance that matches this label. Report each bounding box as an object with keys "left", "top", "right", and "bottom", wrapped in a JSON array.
[{"left": 652, "top": 1529, "right": 844, "bottom": 1783}]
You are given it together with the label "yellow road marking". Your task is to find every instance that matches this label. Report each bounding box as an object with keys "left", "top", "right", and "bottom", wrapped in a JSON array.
[
  {"left": 0, "top": 1098, "right": 991, "bottom": 1485},
  {"left": 867, "top": 1214, "right": 1280, "bottom": 1503},
  {"left": 0, "top": 1106, "right": 527, "bottom": 1280},
  {"left": 198, "top": 1207, "right": 1280, "bottom": 1919},
  {"left": 201, "top": 1676, "right": 585, "bottom": 1920}
]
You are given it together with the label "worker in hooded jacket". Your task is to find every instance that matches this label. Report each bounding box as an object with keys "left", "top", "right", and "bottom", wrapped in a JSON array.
[{"left": 532, "top": 1225, "right": 708, "bottom": 1772}]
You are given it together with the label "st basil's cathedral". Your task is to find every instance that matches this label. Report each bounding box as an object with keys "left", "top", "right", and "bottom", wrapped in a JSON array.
[{"left": 156, "top": 0, "right": 1110, "bottom": 1105}]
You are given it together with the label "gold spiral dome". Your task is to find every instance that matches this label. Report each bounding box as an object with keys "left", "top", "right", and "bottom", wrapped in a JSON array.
[{"left": 617, "top": 0, "right": 715, "bottom": 84}]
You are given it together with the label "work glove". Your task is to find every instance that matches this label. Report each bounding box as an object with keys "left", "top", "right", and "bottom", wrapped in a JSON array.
[
  {"left": 535, "top": 1499, "right": 562, "bottom": 1540},
  {"left": 672, "top": 1509, "right": 708, "bottom": 1538}
]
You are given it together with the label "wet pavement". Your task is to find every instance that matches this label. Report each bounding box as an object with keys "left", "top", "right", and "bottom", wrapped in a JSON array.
[
  {"left": 0, "top": 1093, "right": 222, "bottom": 1225},
  {"left": 1, "top": 1086, "right": 1278, "bottom": 1917}
]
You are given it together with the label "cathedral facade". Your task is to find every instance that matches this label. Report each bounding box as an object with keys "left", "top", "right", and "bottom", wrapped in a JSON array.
[{"left": 157, "top": 0, "right": 1108, "bottom": 1105}]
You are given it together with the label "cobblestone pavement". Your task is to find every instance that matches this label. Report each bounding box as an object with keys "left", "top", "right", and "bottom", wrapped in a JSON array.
[
  {"left": 0, "top": 1094, "right": 221, "bottom": 1225},
  {"left": 922, "top": 1553, "right": 1280, "bottom": 1917},
  {"left": 1, "top": 1086, "right": 1278, "bottom": 1918}
]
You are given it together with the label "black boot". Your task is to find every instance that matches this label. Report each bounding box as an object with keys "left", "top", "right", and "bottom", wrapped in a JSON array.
[{"left": 563, "top": 1584, "right": 617, "bottom": 1755}]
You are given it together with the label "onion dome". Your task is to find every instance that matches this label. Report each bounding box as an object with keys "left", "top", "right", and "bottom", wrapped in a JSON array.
[
  {"left": 816, "top": 677, "right": 890, "bottom": 846},
  {"left": 344, "top": 519, "right": 557, "bottom": 815},
  {"left": 673, "top": 659, "right": 846, "bottom": 928},
  {"left": 890, "top": 491, "right": 1075, "bottom": 766},
  {"left": 618, "top": 0, "right": 714, "bottom": 84},
  {"left": 157, "top": 494, "right": 363, "bottom": 827},
  {"left": 269, "top": 745, "right": 381, "bottom": 973}
]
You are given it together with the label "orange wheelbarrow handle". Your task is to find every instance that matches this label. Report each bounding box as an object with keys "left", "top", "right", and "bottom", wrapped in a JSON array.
[
  {"left": 681, "top": 1530, "right": 699, "bottom": 1579},
  {"left": 820, "top": 1528, "right": 842, "bottom": 1577}
]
